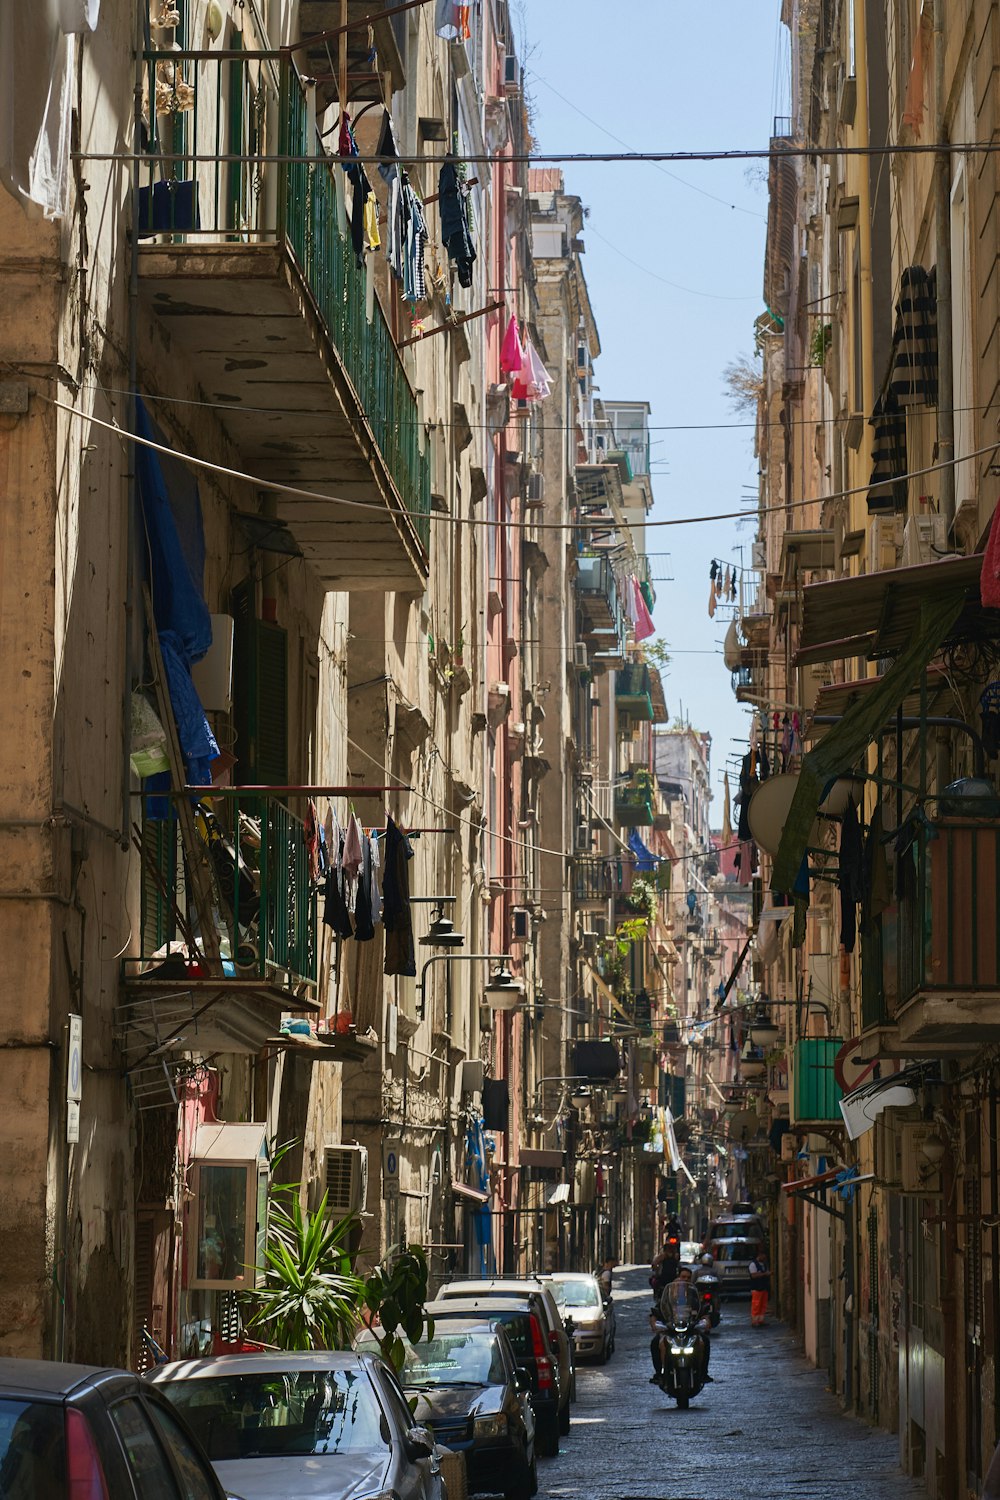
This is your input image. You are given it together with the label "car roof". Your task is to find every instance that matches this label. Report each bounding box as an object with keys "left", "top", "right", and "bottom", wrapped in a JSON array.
[
  {"left": 540, "top": 1272, "right": 599, "bottom": 1283},
  {"left": 426, "top": 1298, "right": 534, "bottom": 1316},
  {"left": 442, "top": 1279, "right": 546, "bottom": 1294},
  {"left": 149, "top": 1351, "right": 374, "bottom": 1382},
  {"left": 0, "top": 1359, "right": 128, "bottom": 1399}
]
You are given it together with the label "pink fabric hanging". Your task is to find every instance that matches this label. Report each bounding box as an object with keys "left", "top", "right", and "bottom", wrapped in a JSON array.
[
  {"left": 500, "top": 314, "right": 524, "bottom": 374},
  {"left": 631, "top": 576, "right": 655, "bottom": 641},
  {"left": 512, "top": 337, "right": 551, "bottom": 401}
]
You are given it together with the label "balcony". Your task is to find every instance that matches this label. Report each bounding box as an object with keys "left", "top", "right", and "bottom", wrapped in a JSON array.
[
  {"left": 296, "top": 3, "right": 406, "bottom": 114},
  {"left": 571, "top": 856, "right": 616, "bottom": 908},
  {"left": 137, "top": 50, "right": 429, "bottom": 590},
  {"left": 614, "top": 771, "right": 654, "bottom": 828},
  {"left": 121, "top": 793, "right": 318, "bottom": 1055},
  {"left": 576, "top": 554, "right": 621, "bottom": 637},
  {"left": 615, "top": 664, "right": 654, "bottom": 722},
  {"left": 865, "top": 816, "right": 1000, "bottom": 1048}
]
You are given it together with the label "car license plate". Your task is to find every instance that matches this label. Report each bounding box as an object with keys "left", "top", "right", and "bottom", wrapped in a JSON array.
[{"left": 725, "top": 1265, "right": 743, "bottom": 1274}]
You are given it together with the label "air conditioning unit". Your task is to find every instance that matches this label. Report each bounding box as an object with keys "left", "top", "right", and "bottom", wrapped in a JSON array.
[
  {"left": 780, "top": 1132, "right": 798, "bottom": 1162},
  {"left": 526, "top": 472, "right": 544, "bottom": 506},
  {"left": 318, "top": 1145, "right": 368, "bottom": 1217},
  {"left": 869, "top": 515, "right": 902, "bottom": 572},
  {"left": 901, "top": 513, "right": 948, "bottom": 568},
  {"left": 591, "top": 914, "right": 608, "bottom": 941},
  {"left": 573, "top": 641, "right": 590, "bottom": 670},
  {"left": 574, "top": 821, "right": 592, "bottom": 852},
  {"left": 751, "top": 539, "right": 766, "bottom": 570},
  {"left": 580, "top": 930, "right": 599, "bottom": 954},
  {"left": 899, "top": 1121, "right": 944, "bottom": 1195},
  {"left": 503, "top": 54, "right": 519, "bottom": 90},
  {"left": 512, "top": 906, "right": 532, "bottom": 941}
]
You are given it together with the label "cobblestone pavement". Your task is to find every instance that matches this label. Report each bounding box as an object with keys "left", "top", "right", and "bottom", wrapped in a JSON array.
[{"left": 535, "top": 1266, "right": 924, "bottom": 1500}]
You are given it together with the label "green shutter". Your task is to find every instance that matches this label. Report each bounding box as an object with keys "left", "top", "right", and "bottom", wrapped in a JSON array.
[
  {"left": 141, "top": 816, "right": 177, "bottom": 954},
  {"left": 255, "top": 620, "right": 288, "bottom": 785},
  {"left": 230, "top": 580, "right": 288, "bottom": 785}
]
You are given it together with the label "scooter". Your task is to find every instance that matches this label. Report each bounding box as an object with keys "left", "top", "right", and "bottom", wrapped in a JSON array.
[
  {"left": 653, "top": 1282, "right": 709, "bottom": 1410},
  {"left": 694, "top": 1254, "right": 721, "bottom": 1329}
]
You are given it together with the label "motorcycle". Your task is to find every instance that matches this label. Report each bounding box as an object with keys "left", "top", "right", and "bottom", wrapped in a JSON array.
[
  {"left": 653, "top": 1282, "right": 709, "bottom": 1410},
  {"left": 694, "top": 1254, "right": 721, "bottom": 1329}
]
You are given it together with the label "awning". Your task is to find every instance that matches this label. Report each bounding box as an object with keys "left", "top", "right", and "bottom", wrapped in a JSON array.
[
  {"left": 545, "top": 1183, "right": 571, "bottom": 1206},
  {"left": 452, "top": 1180, "right": 490, "bottom": 1205},
  {"left": 771, "top": 588, "right": 967, "bottom": 891},
  {"left": 838, "top": 1062, "right": 934, "bottom": 1140},
  {"left": 809, "top": 663, "right": 952, "bottom": 730},
  {"left": 794, "top": 554, "right": 988, "bottom": 666},
  {"left": 779, "top": 528, "right": 835, "bottom": 579}
]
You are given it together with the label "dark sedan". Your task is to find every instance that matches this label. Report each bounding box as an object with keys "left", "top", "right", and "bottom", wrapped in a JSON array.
[
  {"left": 358, "top": 1321, "right": 536, "bottom": 1500},
  {"left": 0, "top": 1357, "right": 235, "bottom": 1499}
]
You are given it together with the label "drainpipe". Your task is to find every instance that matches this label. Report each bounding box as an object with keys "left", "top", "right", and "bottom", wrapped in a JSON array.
[
  {"left": 854, "top": 1, "right": 875, "bottom": 441},
  {"left": 934, "top": 0, "right": 955, "bottom": 533}
]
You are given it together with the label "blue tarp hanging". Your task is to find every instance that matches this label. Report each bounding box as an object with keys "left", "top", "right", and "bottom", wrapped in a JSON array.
[
  {"left": 628, "top": 829, "right": 656, "bottom": 872},
  {"left": 135, "top": 398, "right": 218, "bottom": 803}
]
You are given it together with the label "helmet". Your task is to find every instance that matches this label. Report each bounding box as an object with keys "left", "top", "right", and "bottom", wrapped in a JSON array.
[{"left": 700, "top": 1252, "right": 714, "bottom": 1266}]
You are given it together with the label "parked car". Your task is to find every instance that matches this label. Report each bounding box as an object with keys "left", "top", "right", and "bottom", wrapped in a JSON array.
[
  {"left": 149, "top": 1350, "right": 445, "bottom": 1500},
  {"left": 356, "top": 1320, "right": 536, "bottom": 1500},
  {"left": 705, "top": 1210, "right": 768, "bottom": 1250},
  {"left": 0, "top": 1357, "right": 236, "bottom": 1500},
  {"left": 539, "top": 1273, "right": 615, "bottom": 1364},
  {"left": 679, "top": 1240, "right": 703, "bottom": 1268},
  {"left": 424, "top": 1298, "right": 562, "bottom": 1458},
  {"left": 436, "top": 1278, "right": 573, "bottom": 1429}
]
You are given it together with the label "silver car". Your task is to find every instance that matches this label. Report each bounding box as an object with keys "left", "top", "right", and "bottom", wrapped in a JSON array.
[
  {"left": 541, "top": 1273, "right": 615, "bottom": 1364},
  {"left": 149, "top": 1350, "right": 446, "bottom": 1500}
]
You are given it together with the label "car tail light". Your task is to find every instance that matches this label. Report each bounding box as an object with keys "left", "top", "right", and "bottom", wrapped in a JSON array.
[
  {"left": 529, "top": 1315, "right": 554, "bottom": 1389},
  {"left": 66, "top": 1409, "right": 110, "bottom": 1500}
]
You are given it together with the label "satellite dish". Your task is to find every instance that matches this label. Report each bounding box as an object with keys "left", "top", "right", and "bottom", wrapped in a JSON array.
[
  {"left": 728, "top": 1109, "right": 760, "bottom": 1142},
  {"left": 746, "top": 774, "right": 814, "bottom": 856}
]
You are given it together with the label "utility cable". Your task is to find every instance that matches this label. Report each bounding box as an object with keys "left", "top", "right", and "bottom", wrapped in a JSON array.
[{"left": 43, "top": 389, "right": 1000, "bottom": 536}]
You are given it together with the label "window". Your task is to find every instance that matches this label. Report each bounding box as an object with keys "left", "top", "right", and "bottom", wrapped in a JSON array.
[
  {"left": 110, "top": 1398, "right": 179, "bottom": 1500},
  {"left": 145, "top": 1401, "right": 218, "bottom": 1499},
  {"left": 0, "top": 1399, "right": 65, "bottom": 1497},
  {"left": 161, "top": 1370, "right": 384, "bottom": 1459},
  {"left": 376, "top": 1368, "right": 418, "bottom": 1437}
]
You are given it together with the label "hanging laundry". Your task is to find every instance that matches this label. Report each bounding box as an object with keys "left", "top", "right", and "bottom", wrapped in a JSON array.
[
  {"left": 888, "top": 266, "right": 938, "bottom": 407},
  {"left": 838, "top": 798, "right": 865, "bottom": 953},
  {"left": 376, "top": 106, "right": 400, "bottom": 185},
  {"left": 323, "top": 835, "right": 353, "bottom": 940},
  {"left": 342, "top": 812, "right": 364, "bottom": 891},
  {"left": 511, "top": 337, "right": 551, "bottom": 402},
  {"left": 500, "top": 315, "right": 524, "bottom": 374},
  {"left": 438, "top": 160, "right": 476, "bottom": 287},
  {"left": 710, "top": 561, "right": 718, "bottom": 582},
  {"left": 435, "top": 0, "right": 471, "bottom": 39},
  {"left": 382, "top": 816, "right": 416, "bottom": 977},
  {"left": 729, "top": 571, "right": 737, "bottom": 602},
  {"left": 369, "top": 831, "right": 383, "bottom": 924},
  {"left": 403, "top": 182, "right": 428, "bottom": 301},
  {"left": 363, "top": 193, "right": 380, "bottom": 253},
  {"left": 353, "top": 834, "right": 375, "bottom": 942},
  {"left": 708, "top": 578, "right": 717, "bottom": 619},
  {"left": 723, "top": 566, "right": 731, "bottom": 596},
  {"left": 722, "top": 773, "right": 733, "bottom": 846},
  {"left": 630, "top": 576, "right": 655, "bottom": 641},
  {"left": 715, "top": 574, "right": 724, "bottom": 598},
  {"left": 338, "top": 111, "right": 375, "bottom": 269},
  {"left": 304, "top": 799, "right": 321, "bottom": 884}
]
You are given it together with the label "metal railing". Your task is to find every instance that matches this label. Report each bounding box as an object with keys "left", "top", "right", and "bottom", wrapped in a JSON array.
[
  {"left": 130, "top": 793, "right": 317, "bottom": 993},
  {"left": 138, "top": 49, "right": 430, "bottom": 550},
  {"left": 571, "top": 857, "right": 616, "bottom": 904}
]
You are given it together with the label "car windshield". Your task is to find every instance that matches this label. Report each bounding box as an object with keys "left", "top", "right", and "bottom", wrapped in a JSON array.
[
  {"left": 162, "top": 1370, "right": 384, "bottom": 1460},
  {"left": 713, "top": 1242, "right": 758, "bottom": 1262},
  {"left": 549, "top": 1280, "right": 601, "bottom": 1310},
  {"left": 711, "top": 1223, "right": 755, "bottom": 1239},
  {"left": 361, "top": 1330, "right": 502, "bottom": 1388},
  {"left": 0, "top": 1398, "right": 65, "bottom": 1497}
]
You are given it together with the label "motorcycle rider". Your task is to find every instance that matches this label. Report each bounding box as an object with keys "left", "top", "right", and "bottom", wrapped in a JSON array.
[{"left": 648, "top": 1265, "right": 713, "bottom": 1385}]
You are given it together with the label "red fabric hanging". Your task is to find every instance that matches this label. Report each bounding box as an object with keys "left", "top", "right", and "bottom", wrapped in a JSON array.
[{"left": 499, "top": 314, "right": 524, "bottom": 374}]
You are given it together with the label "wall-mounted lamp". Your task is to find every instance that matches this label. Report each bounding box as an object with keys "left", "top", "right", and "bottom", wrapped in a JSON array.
[
  {"left": 484, "top": 962, "right": 526, "bottom": 1009},
  {"left": 417, "top": 898, "right": 465, "bottom": 950},
  {"left": 416, "top": 952, "right": 515, "bottom": 1021}
]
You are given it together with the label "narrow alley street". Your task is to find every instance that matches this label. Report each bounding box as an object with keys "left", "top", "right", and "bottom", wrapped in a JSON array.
[{"left": 538, "top": 1269, "right": 923, "bottom": 1500}]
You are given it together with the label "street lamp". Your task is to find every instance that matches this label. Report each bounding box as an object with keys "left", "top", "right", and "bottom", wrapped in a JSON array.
[
  {"left": 416, "top": 952, "right": 516, "bottom": 1020},
  {"left": 414, "top": 896, "right": 466, "bottom": 950}
]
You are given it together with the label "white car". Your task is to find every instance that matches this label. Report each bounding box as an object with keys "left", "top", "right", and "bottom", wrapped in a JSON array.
[{"left": 540, "top": 1273, "right": 615, "bottom": 1364}]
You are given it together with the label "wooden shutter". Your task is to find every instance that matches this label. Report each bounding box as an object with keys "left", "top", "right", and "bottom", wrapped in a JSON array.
[{"left": 141, "top": 818, "right": 177, "bottom": 955}]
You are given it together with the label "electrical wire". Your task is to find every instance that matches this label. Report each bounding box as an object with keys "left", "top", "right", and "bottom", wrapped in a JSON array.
[{"left": 42, "top": 389, "right": 1000, "bottom": 536}]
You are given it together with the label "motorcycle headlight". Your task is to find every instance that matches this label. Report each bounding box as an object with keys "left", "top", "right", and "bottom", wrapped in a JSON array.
[{"left": 474, "top": 1415, "right": 508, "bottom": 1441}]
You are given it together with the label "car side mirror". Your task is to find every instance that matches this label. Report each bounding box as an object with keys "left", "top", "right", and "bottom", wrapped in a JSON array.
[
  {"left": 513, "top": 1370, "right": 530, "bottom": 1393},
  {"left": 405, "top": 1426, "right": 435, "bottom": 1461},
  {"left": 563, "top": 1315, "right": 576, "bottom": 1334}
]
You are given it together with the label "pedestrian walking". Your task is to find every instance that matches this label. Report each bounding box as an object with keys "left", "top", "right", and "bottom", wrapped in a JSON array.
[{"left": 749, "top": 1249, "right": 770, "bottom": 1326}]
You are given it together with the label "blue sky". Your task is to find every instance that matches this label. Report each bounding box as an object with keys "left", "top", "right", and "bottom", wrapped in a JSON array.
[{"left": 520, "top": 2, "right": 789, "bottom": 818}]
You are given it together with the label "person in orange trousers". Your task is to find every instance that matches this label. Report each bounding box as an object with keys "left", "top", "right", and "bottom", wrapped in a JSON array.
[{"left": 748, "top": 1250, "right": 770, "bottom": 1326}]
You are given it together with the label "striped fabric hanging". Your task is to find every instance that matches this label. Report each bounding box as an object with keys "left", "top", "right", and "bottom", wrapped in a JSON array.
[{"left": 887, "top": 264, "right": 937, "bottom": 407}]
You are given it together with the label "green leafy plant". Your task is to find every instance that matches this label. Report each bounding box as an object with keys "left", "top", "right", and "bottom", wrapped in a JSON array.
[
  {"left": 244, "top": 1190, "right": 364, "bottom": 1350},
  {"left": 361, "top": 1246, "right": 433, "bottom": 1373},
  {"left": 810, "top": 322, "right": 832, "bottom": 366},
  {"left": 625, "top": 875, "right": 658, "bottom": 923}
]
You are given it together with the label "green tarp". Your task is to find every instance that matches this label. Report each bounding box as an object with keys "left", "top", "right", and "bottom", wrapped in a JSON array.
[{"left": 770, "top": 588, "right": 967, "bottom": 892}]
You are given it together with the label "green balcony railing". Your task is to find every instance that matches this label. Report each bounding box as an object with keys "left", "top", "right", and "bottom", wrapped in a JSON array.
[
  {"left": 571, "top": 856, "right": 616, "bottom": 904},
  {"left": 138, "top": 50, "right": 430, "bottom": 552},
  {"left": 614, "top": 772, "right": 654, "bottom": 828},
  {"left": 130, "top": 793, "right": 317, "bottom": 994},
  {"left": 616, "top": 663, "right": 654, "bottom": 722}
]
